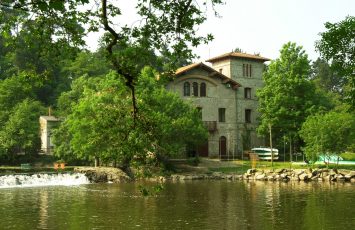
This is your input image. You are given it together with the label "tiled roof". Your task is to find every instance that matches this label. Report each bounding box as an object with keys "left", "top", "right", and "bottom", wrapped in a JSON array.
[
  {"left": 175, "top": 62, "right": 241, "bottom": 88},
  {"left": 206, "top": 52, "right": 270, "bottom": 63}
]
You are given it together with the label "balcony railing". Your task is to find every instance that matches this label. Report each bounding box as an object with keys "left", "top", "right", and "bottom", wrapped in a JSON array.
[{"left": 203, "top": 121, "right": 217, "bottom": 132}]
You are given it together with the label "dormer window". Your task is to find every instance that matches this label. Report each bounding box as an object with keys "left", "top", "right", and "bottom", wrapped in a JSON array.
[{"left": 183, "top": 82, "right": 190, "bottom": 96}]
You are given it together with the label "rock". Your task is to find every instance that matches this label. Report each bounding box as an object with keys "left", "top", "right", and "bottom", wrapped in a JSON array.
[
  {"left": 351, "top": 178, "right": 355, "bottom": 183},
  {"left": 312, "top": 169, "right": 319, "bottom": 177},
  {"left": 74, "top": 167, "right": 132, "bottom": 183},
  {"left": 255, "top": 174, "right": 266, "bottom": 180},
  {"left": 280, "top": 173, "right": 288, "bottom": 179},
  {"left": 267, "top": 175, "right": 275, "bottom": 181},
  {"left": 275, "top": 168, "right": 285, "bottom": 173},
  {"left": 294, "top": 169, "right": 305, "bottom": 176},
  {"left": 330, "top": 169, "right": 338, "bottom": 175},
  {"left": 299, "top": 173, "right": 308, "bottom": 181},
  {"left": 344, "top": 174, "right": 352, "bottom": 181},
  {"left": 336, "top": 174, "right": 345, "bottom": 181},
  {"left": 247, "top": 169, "right": 257, "bottom": 174}
]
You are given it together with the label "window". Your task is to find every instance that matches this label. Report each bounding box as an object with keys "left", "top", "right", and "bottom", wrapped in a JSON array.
[
  {"left": 192, "top": 82, "right": 198, "bottom": 96},
  {"left": 200, "top": 83, "right": 206, "bottom": 97},
  {"left": 219, "top": 108, "right": 226, "bottom": 122},
  {"left": 245, "top": 109, "right": 251, "bottom": 123},
  {"left": 243, "top": 64, "right": 252, "bottom": 77},
  {"left": 244, "top": 87, "right": 251, "bottom": 99},
  {"left": 183, "top": 82, "right": 190, "bottom": 96}
]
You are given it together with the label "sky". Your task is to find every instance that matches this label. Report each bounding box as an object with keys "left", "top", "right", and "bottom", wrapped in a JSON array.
[{"left": 85, "top": 0, "right": 355, "bottom": 63}]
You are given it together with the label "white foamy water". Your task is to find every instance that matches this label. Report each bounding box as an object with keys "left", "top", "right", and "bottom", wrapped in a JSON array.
[{"left": 0, "top": 173, "right": 90, "bottom": 188}]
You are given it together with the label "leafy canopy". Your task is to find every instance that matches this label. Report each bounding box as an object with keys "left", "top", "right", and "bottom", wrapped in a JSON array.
[
  {"left": 257, "top": 42, "right": 332, "bottom": 148},
  {"left": 53, "top": 67, "right": 207, "bottom": 167},
  {"left": 300, "top": 109, "right": 355, "bottom": 160},
  {"left": 316, "top": 16, "right": 355, "bottom": 109}
]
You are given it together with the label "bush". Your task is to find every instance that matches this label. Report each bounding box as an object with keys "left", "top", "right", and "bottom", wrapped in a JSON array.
[
  {"left": 340, "top": 152, "right": 355, "bottom": 161},
  {"left": 186, "top": 157, "right": 200, "bottom": 166}
]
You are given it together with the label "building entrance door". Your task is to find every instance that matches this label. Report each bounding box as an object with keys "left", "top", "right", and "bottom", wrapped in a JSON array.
[
  {"left": 197, "top": 140, "right": 209, "bottom": 157},
  {"left": 219, "top": 136, "right": 227, "bottom": 156}
]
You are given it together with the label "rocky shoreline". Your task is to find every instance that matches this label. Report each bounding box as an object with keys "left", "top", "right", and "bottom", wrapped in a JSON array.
[{"left": 75, "top": 167, "right": 355, "bottom": 183}]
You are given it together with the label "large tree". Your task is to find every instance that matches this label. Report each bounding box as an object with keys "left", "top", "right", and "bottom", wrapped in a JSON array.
[
  {"left": 316, "top": 16, "right": 355, "bottom": 109},
  {"left": 0, "top": 0, "right": 222, "bottom": 118},
  {"left": 257, "top": 42, "right": 330, "bottom": 152},
  {"left": 0, "top": 99, "right": 46, "bottom": 160},
  {"left": 53, "top": 67, "right": 207, "bottom": 168},
  {"left": 300, "top": 109, "right": 355, "bottom": 161}
]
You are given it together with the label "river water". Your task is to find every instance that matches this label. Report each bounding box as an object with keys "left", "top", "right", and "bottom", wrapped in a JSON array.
[{"left": 0, "top": 180, "right": 354, "bottom": 229}]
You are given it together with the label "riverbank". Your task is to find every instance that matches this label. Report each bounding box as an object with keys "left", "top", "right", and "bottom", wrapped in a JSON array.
[{"left": 73, "top": 164, "right": 355, "bottom": 183}]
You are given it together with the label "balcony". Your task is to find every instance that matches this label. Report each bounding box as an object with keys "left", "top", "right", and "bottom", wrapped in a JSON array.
[{"left": 203, "top": 121, "right": 217, "bottom": 132}]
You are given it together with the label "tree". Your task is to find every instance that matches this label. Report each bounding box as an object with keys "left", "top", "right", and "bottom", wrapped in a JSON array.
[
  {"left": 53, "top": 68, "right": 207, "bottom": 169},
  {"left": 1, "top": 0, "right": 223, "bottom": 119},
  {"left": 300, "top": 110, "right": 355, "bottom": 161},
  {"left": 316, "top": 16, "right": 355, "bottom": 108},
  {"left": 0, "top": 72, "right": 41, "bottom": 123},
  {"left": 311, "top": 58, "right": 345, "bottom": 95},
  {"left": 257, "top": 42, "right": 330, "bottom": 151},
  {"left": 0, "top": 99, "right": 46, "bottom": 160}
]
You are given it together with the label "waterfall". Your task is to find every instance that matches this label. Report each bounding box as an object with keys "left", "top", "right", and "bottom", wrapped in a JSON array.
[{"left": 0, "top": 173, "right": 90, "bottom": 188}]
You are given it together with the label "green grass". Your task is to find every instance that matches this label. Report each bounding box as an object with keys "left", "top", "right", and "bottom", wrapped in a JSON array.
[
  {"left": 209, "top": 166, "right": 248, "bottom": 174},
  {"left": 340, "top": 152, "right": 355, "bottom": 161},
  {"left": 207, "top": 160, "right": 355, "bottom": 174}
]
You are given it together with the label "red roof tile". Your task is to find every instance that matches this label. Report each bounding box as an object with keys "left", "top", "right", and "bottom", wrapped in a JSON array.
[
  {"left": 175, "top": 62, "right": 241, "bottom": 88},
  {"left": 206, "top": 52, "right": 270, "bottom": 63}
]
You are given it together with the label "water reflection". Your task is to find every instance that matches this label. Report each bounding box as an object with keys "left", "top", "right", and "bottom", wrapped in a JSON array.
[
  {"left": 38, "top": 190, "right": 48, "bottom": 229},
  {"left": 0, "top": 181, "right": 353, "bottom": 229}
]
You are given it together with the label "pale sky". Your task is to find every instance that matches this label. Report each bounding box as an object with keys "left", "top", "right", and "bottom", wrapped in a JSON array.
[{"left": 86, "top": 0, "right": 355, "bottom": 62}]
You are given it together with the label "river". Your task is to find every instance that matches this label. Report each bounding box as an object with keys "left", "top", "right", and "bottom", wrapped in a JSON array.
[{"left": 0, "top": 180, "right": 354, "bottom": 229}]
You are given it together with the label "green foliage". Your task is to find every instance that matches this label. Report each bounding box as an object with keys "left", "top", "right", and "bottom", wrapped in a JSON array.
[
  {"left": 53, "top": 67, "right": 207, "bottom": 167},
  {"left": 300, "top": 111, "right": 355, "bottom": 161},
  {"left": 257, "top": 42, "right": 331, "bottom": 148},
  {"left": 316, "top": 16, "right": 355, "bottom": 109},
  {"left": 0, "top": 99, "right": 46, "bottom": 159},
  {"left": 311, "top": 58, "right": 345, "bottom": 95},
  {"left": 340, "top": 152, "right": 355, "bottom": 161}
]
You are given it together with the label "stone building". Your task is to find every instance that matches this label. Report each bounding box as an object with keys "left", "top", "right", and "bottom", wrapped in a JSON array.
[
  {"left": 167, "top": 52, "right": 270, "bottom": 158},
  {"left": 39, "top": 116, "right": 60, "bottom": 155}
]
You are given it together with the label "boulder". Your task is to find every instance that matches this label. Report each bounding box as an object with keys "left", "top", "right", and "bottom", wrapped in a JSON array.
[
  {"left": 255, "top": 174, "right": 266, "bottom": 180},
  {"left": 299, "top": 173, "right": 308, "bottom": 181},
  {"left": 74, "top": 167, "right": 132, "bottom": 183},
  {"left": 275, "top": 168, "right": 285, "bottom": 173},
  {"left": 247, "top": 169, "right": 257, "bottom": 174}
]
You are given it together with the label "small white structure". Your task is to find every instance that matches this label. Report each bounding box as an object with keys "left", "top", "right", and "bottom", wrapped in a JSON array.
[{"left": 39, "top": 116, "right": 60, "bottom": 155}]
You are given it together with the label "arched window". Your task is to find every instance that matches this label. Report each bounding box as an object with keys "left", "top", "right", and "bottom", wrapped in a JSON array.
[
  {"left": 193, "top": 82, "right": 198, "bottom": 96},
  {"left": 200, "top": 82, "right": 206, "bottom": 97},
  {"left": 183, "top": 82, "right": 190, "bottom": 96}
]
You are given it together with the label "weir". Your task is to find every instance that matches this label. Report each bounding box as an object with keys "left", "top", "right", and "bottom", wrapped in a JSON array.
[{"left": 0, "top": 173, "right": 90, "bottom": 188}]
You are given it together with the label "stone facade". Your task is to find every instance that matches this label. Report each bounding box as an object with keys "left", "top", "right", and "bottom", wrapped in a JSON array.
[
  {"left": 207, "top": 53, "right": 269, "bottom": 154},
  {"left": 167, "top": 52, "right": 269, "bottom": 158},
  {"left": 39, "top": 116, "right": 60, "bottom": 155}
]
